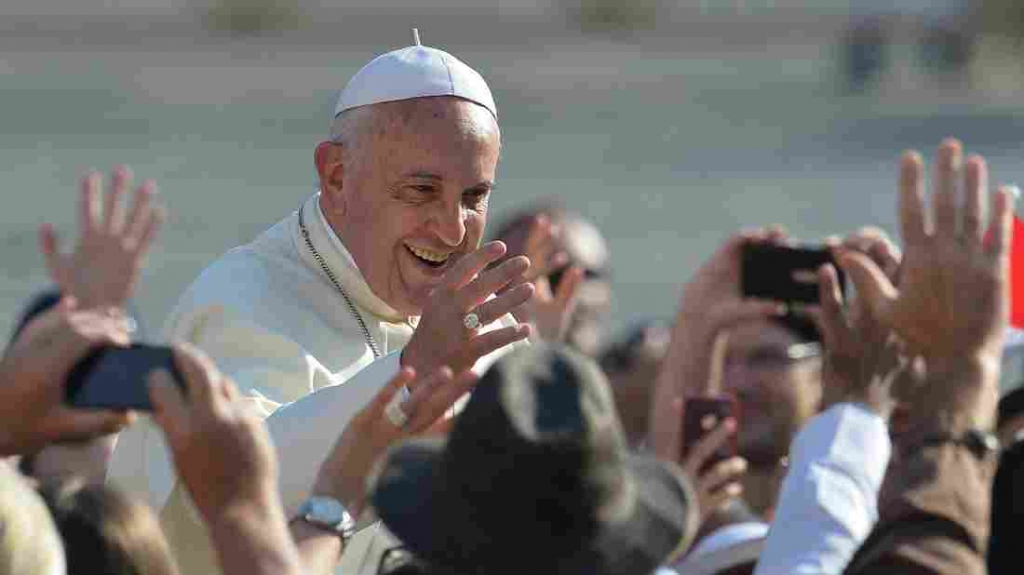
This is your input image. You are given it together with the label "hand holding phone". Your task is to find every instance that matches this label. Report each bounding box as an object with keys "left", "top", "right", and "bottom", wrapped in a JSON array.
[
  {"left": 65, "top": 344, "right": 186, "bottom": 411},
  {"left": 681, "top": 395, "right": 739, "bottom": 471}
]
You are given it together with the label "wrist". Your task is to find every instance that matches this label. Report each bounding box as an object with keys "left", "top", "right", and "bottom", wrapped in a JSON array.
[
  {"left": 911, "top": 354, "right": 1000, "bottom": 431},
  {"left": 206, "top": 483, "right": 284, "bottom": 529}
]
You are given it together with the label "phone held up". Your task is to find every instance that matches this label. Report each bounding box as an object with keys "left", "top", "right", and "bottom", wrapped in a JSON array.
[
  {"left": 741, "top": 243, "right": 846, "bottom": 306},
  {"left": 65, "top": 344, "right": 186, "bottom": 411},
  {"left": 681, "top": 395, "right": 739, "bottom": 470}
]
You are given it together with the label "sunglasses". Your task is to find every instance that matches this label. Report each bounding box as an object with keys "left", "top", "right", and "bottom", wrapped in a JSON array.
[{"left": 725, "top": 342, "right": 822, "bottom": 373}]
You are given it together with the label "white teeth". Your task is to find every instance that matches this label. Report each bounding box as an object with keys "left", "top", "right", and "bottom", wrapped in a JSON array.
[{"left": 407, "top": 245, "right": 450, "bottom": 263}]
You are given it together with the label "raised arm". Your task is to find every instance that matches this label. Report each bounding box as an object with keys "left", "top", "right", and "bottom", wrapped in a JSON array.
[{"left": 843, "top": 140, "right": 1012, "bottom": 574}]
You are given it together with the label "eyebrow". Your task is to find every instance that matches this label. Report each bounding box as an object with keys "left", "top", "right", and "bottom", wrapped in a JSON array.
[{"left": 404, "top": 171, "right": 495, "bottom": 192}]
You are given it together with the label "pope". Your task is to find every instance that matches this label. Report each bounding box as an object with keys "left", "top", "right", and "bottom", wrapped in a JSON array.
[{"left": 108, "top": 33, "right": 561, "bottom": 575}]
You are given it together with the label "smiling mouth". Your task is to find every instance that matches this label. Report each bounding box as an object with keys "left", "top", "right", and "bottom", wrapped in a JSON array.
[{"left": 406, "top": 244, "right": 451, "bottom": 268}]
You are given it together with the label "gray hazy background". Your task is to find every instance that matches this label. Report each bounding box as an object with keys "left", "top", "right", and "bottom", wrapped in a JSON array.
[{"left": 2, "top": 0, "right": 1023, "bottom": 341}]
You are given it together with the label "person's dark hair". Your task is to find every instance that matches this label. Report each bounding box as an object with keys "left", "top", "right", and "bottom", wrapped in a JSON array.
[
  {"left": 998, "top": 385, "right": 1024, "bottom": 430},
  {"left": 989, "top": 438, "right": 1024, "bottom": 574},
  {"left": 38, "top": 479, "right": 179, "bottom": 575}
]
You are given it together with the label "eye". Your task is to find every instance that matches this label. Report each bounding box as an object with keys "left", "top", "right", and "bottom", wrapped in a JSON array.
[{"left": 463, "top": 188, "right": 489, "bottom": 207}]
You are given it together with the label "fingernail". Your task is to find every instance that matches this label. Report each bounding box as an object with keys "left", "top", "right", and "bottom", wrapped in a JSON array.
[
  {"left": 1006, "top": 185, "right": 1021, "bottom": 201},
  {"left": 735, "top": 457, "right": 748, "bottom": 472}
]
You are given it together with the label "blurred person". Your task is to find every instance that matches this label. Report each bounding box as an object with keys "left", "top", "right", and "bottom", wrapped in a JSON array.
[
  {"left": 38, "top": 479, "right": 179, "bottom": 575},
  {"left": 367, "top": 344, "right": 697, "bottom": 575},
  {"left": 720, "top": 318, "right": 822, "bottom": 519},
  {"left": 146, "top": 344, "right": 477, "bottom": 575},
  {"left": 490, "top": 203, "right": 611, "bottom": 355},
  {"left": 599, "top": 319, "right": 670, "bottom": 447},
  {"left": 107, "top": 38, "right": 582, "bottom": 575},
  {"left": 0, "top": 463, "right": 66, "bottom": 575},
  {"left": 12, "top": 167, "right": 163, "bottom": 484},
  {"left": 648, "top": 224, "right": 901, "bottom": 521}
]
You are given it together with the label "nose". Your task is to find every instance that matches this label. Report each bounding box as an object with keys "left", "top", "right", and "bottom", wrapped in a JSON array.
[{"left": 432, "top": 201, "right": 467, "bottom": 248}]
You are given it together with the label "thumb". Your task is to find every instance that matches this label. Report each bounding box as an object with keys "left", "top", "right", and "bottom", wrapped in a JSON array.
[
  {"left": 837, "top": 250, "right": 897, "bottom": 326},
  {"left": 149, "top": 369, "right": 189, "bottom": 436}
]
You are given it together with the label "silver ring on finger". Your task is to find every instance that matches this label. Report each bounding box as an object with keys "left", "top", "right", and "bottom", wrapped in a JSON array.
[{"left": 463, "top": 312, "right": 481, "bottom": 330}]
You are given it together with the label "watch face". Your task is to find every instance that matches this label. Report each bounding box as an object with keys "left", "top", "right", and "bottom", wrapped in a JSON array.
[{"left": 308, "top": 496, "right": 347, "bottom": 524}]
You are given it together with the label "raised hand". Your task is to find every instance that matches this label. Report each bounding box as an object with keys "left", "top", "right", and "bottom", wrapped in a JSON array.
[
  {"left": 401, "top": 241, "right": 533, "bottom": 377},
  {"left": 681, "top": 415, "right": 748, "bottom": 525},
  {"left": 812, "top": 228, "right": 907, "bottom": 420},
  {"left": 149, "top": 343, "right": 304, "bottom": 575},
  {"left": 837, "top": 139, "right": 1015, "bottom": 431},
  {"left": 40, "top": 166, "right": 165, "bottom": 310},
  {"left": 312, "top": 366, "right": 477, "bottom": 515},
  {"left": 0, "top": 299, "right": 133, "bottom": 455},
  {"left": 149, "top": 344, "right": 277, "bottom": 522},
  {"left": 839, "top": 140, "right": 1014, "bottom": 365},
  {"left": 513, "top": 214, "right": 584, "bottom": 342}
]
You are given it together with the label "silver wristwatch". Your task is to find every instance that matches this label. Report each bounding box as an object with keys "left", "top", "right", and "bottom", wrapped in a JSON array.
[{"left": 295, "top": 496, "right": 356, "bottom": 543}]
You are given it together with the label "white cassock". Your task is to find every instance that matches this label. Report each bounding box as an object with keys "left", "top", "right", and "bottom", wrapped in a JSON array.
[{"left": 108, "top": 192, "right": 523, "bottom": 575}]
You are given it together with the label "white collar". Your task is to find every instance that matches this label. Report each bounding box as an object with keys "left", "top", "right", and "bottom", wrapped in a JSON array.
[{"left": 295, "top": 193, "right": 415, "bottom": 325}]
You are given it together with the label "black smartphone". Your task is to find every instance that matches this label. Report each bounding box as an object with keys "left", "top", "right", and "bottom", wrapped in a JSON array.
[
  {"left": 681, "top": 395, "right": 739, "bottom": 469},
  {"left": 65, "top": 344, "right": 185, "bottom": 411},
  {"left": 741, "top": 243, "right": 845, "bottom": 305}
]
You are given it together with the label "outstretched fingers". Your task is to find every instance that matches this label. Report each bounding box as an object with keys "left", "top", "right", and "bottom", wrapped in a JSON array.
[
  {"left": 986, "top": 185, "right": 1019, "bottom": 262},
  {"left": 963, "top": 155, "right": 988, "bottom": 244},
  {"left": 932, "top": 139, "right": 963, "bottom": 239},
  {"left": 103, "top": 165, "right": 132, "bottom": 234},
  {"left": 899, "top": 151, "right": 928, "bottom": 245}
]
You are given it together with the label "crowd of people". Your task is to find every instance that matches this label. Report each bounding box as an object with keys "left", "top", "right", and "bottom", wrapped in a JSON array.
[{"left": 1, "top": 37, "right": 1021, "bottom": 575}]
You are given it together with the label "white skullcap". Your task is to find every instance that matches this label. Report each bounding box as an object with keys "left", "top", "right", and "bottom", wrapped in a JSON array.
[{"left": 334, "top": 30, "right": 497, "bottom": 119}]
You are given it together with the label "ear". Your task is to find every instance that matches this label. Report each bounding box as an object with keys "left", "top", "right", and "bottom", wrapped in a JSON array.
[{"left": 314, "top": 141, "right": 345, "bottom": 196}]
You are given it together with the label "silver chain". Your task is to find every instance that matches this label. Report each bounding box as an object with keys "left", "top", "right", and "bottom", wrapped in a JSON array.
[{"left": 297, "top": 205, "right": 382, "bottom": 359}]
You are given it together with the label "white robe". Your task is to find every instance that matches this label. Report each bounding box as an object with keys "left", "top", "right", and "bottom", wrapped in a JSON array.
[{"left": 107, "top": 192, "right": 521, "bottom": 575}]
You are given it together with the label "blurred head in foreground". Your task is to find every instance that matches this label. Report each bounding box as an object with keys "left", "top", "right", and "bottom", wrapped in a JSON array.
[
  {"left": 0, "top": 463, "right": 66, "bottom": 575},
  {"left": 370, "top": 344, "right": 697, "bottom": 575},
  {"left": 39, "top": 479, "right": 179, "bottom": 575}
]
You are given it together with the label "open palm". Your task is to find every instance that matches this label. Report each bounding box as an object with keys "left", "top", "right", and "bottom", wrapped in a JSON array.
[
  {"left": 840, "top": 140, "right": 1014, "bottom": 363},
  {"left": 40, "top": 167, "right": 164, "bottom": 310}
]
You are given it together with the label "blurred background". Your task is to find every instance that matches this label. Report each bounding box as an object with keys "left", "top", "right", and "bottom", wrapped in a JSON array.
[{"left": 2, "top": 0, "right": 1023, "bottom": 340}]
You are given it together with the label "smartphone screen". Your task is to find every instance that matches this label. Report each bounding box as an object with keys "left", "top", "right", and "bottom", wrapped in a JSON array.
[
  {"left": 681, "top": 396, "right": 738, "bottom": 468},
  {"left": 741, "top": 243, "right": 845, "bottom": 305},
  {"left": 65, "top": 344, "right": 185, "bottom": 411}
]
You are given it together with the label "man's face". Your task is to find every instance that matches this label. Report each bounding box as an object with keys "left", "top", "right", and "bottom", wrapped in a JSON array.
[
  {"left": 722, "top": 320, "right": 823, "bottom": 465},
  {"left": 319, "top": 98, "right": 501, "bottom": 316}
]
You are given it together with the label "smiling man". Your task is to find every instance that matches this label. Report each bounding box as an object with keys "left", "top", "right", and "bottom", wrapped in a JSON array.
[{"left": 108, "top": 38, "right": 534, "bottom": 575}]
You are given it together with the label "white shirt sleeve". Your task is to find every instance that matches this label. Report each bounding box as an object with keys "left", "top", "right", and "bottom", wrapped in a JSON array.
[{"left": 753, "top": 403, "right": 891, "bottom": 575}]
